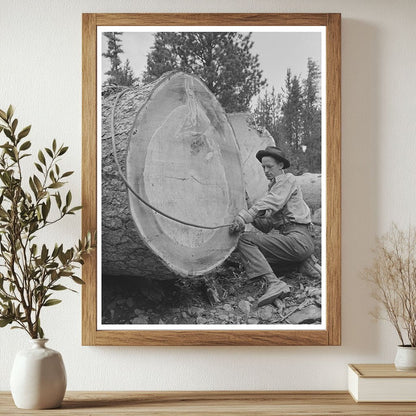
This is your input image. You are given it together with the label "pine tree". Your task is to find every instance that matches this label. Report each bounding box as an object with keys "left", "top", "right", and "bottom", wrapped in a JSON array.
[
  {"left": 301, "top": 58, "right": 321, "bottom": 172},
  {"left": 119, "top": 59, "right": 135, "bottom": 86},
  {"left": 102, "top": 33, "right": 136, "bottom": 86},
  {"left": 281, "top": 70, "right": 303, "bottom": 151},
  {"left": 143, "top": 32, "right": 266, "bottom": 112},
  {"left": 253, "top": 87, "right": 282, "bottom": 141},
  {"left": 253, "top": 59, "right": 322, "bottom": 174},
  {"left": 102, "top": 32, "right": 124, "bottom": 85}
]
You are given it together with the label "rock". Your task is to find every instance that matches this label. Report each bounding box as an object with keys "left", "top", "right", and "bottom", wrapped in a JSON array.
[
  {"left": 131, "top": 315, "right": 148, "bottom": 324},
  {"left": 107, "top": 300, "right": 117, "bottom": 311},
  {"left": 306, "top": 287, "right": 321, "bottom": 298},
  {"left": 258, "top": 305, "right": 274, "bottom": 321},
  {"left": 196, "top": 316, "right": 208, "bottom": 324},
  {"left": 247, "top": 318, "right": 259, "bottom": 325},
  {"left": 238, "top": 300, "right": 251, "bottom": 315},
  {"left": 273, "top": 299, "right": 285, "bottom": 315},
  {"left": 223, "top": 304, "right": 233, "bottom": 312},
  {"left": 247, "top": 296, "right": 255, "bottom": 303},
  {"left": 134, "top": 308, "right": 145, "bottom": 316},
  {"left": 181, "top": 311, "right": 189, "bottom": 319},
  {"left": 188, "top": 306, "right": 204, "bottom": 317},
  {"left": 126, "top": 298, "right": 134, "bottom": 308},
  {"left": 286, "top": 304, "right": 321, "bottom": 324},
  {"left": 218, "top": 314, "right": 229, "bottom": 321}
]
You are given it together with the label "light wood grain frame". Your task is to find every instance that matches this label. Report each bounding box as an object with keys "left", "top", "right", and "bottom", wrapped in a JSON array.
[{"left": 82, "top": 13, "right": 341, "bottom": 346}]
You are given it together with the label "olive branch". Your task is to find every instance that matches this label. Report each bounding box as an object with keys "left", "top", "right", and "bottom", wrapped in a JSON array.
[{"left": 0, "top": 105, "right": 95, "bottom": 338}]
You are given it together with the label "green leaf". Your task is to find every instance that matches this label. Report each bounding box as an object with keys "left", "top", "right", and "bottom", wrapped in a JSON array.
[
  {"left": 45, "top": 148, "right": 53, "bottom": 158},
  {"left": 50, "top": 284, "right": 68, "bottom": 291},
  {"left": 38, "top": 150, "right": 46, "bottom": 165},
  {"left": 61, "top": 171, "right": 74, "bottom": 178},
  {"left": 6, "top": 105, "right": 14, "bottom": 122},
  {"left": 33, "top": 175, "right": 43, "bottom": 192},
  {"left": 29, "top": 177, "right": 38, "bottom": 197},
  {"left": 69, "top": 206, "right": 82, "bottom": 214},
  {"left": 71, "top": 276, "right": 85, "bottom": 285},
  {"left": 4, "top": 128, "right": 12, "bottom": 140},
  {"left": 58, "top": 146, "right": 68, "bottom": 156},
  {"left": 34, "top": 162, "right": 43, "bottom": 173},
  {"left": 38, "top": 325, "right": 44, "bottom": 339},
  {"left": 19, "top": 140, "right": 31, "bottom": 151},
  {"left": 0, "top": 109, "right": 7, "bottom": 121},
  {"left": 65, "top": 191, "right": 72, "bottom": 207},
  {"left": 52, "top": 139, "right": 57, "bottom": 152},
  {"left": 11, "top": 118, "right": 18, "bottom": 133},
  {"left": 41, "top": 244, "right": 48, "bottom": 262},
  {"left": 55, "top": 192, "right": 62, "bottom": 208},
  {"left": 41, "top": 202, "right": 50, "bottom": 220},
  {"left": 43, "top": 299, "right": 62, "bottom": 307},
  {"left": 0, "top": 317, "right": 13, "bottom": 327},
  {"left": 48, "top": 182, "right": 64, "bottom": 189},
  {"left": 17, "top": 125, "right": 31, "bottom": 140}
]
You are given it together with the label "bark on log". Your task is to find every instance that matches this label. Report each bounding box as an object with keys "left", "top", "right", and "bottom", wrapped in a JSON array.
[{"left": 102, "top": 72, "right": 245, "bottom": 278}]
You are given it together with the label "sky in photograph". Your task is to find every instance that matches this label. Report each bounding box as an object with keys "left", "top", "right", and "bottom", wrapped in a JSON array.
[{"left": 101, "top": 30, "right": 322, "bottom": 101}]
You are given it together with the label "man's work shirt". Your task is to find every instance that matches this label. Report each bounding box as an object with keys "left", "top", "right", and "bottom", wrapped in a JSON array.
[{"left": 239, "top": 173, "right": 311, "bottom": 229}]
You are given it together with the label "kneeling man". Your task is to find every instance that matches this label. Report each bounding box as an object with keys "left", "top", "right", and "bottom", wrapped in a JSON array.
[{"left": 230, "top": 146, "right": 320, "bottom": 307}]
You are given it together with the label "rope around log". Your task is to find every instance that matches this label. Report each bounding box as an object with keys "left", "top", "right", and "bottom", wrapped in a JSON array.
[{"left": 110, "top": 86, "right": 232, "bottom": 230}]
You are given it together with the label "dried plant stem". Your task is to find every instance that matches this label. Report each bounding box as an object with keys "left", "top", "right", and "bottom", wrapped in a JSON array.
[{"left": 363, "top": 223, "right": 416, "bottom": 347}]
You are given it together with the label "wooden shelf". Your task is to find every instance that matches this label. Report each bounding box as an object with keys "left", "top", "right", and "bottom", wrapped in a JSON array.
[{"left": 2, "top": 391, "right": 416, "bottom": 415}]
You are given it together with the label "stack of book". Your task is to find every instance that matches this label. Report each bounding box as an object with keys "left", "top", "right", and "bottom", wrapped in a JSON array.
[{"left": 348, "top": 364, "right": 416, "bottom": 402}]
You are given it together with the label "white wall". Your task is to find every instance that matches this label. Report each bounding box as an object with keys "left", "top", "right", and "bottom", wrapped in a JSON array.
[{"left": 1, "top": 0, "right": 416, "bottom": 391}]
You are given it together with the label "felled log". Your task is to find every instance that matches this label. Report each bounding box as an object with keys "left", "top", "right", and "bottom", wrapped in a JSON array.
[
  {"left": 102, "top": 71, "right": 245, "bottom": 278},
  {"left": 228, "top": 113, "right": 322, "bottom": 213},
  {"left": 295, "top": 173, "right": 322, "bottom": 212},
  {"left": 227, "top": 113, "right": 274, "bottom": 204}
]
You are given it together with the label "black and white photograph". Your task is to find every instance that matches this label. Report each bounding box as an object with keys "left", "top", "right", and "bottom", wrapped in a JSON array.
[{"left": 98, "top": 26, "right": 326, "bottom": 330}]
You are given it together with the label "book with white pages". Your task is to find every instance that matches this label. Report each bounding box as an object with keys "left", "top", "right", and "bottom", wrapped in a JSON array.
[{"left": 348, "top": 364, "right": 416, "bottom": 402}]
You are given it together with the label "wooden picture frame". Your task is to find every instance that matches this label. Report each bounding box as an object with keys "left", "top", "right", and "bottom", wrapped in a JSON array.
[{"left": 82, "top": 13, "right": 341, "bottom": 346}]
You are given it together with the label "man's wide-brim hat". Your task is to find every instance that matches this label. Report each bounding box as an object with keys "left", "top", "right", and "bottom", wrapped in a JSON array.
[{"left": 256, "top": 146, "right": 290, "bottom": 169}]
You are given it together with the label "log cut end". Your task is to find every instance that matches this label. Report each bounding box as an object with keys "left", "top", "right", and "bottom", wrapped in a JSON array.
[{"left": 127, "top": 72, "right": 245, "bottom": 277}]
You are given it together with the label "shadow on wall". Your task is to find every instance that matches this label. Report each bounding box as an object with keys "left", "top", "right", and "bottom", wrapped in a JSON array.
[{"left": 341, "top": 19, "right": 381, "bottom": 355}]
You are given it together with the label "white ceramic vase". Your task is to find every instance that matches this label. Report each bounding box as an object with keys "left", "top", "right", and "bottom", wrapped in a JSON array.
[
  {"left": 394, "top": 345, "right": 416, "bottom": 371},
  {"left": 10, "top": 338, "right": 67, "bottom": 409}
]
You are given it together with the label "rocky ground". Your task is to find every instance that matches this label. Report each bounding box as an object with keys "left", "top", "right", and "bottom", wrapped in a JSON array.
[{"left": 101, "top": 227, "right": 322, "bottom": 327}]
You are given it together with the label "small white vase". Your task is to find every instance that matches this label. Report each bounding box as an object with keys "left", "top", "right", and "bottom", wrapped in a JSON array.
[
  {"left": 10, "top": 338, "right": 67, "bottom": 409},
  {"left": 394, "top": 345, "right": 416, "bottom": 371}
]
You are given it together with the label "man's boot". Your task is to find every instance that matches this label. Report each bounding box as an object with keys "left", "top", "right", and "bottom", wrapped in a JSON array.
[
  {"left": 257, "top": 273, "right": 290, "bottom": 307},
  {"left": 299, "top": 255, "right": 321, "bottom": 279}
]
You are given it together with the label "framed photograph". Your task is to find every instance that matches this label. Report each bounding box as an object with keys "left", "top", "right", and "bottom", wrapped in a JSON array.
[{"left": 82, "top": 13, "right": 341, "bottom": 346}]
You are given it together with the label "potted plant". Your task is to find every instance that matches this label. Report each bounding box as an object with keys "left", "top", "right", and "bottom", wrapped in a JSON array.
[
  {"left": 0, "top": 105, "right": 94, "bottom": 408},
  {"left": 363, "top": 223, "right": 416, "bottom": 370}
]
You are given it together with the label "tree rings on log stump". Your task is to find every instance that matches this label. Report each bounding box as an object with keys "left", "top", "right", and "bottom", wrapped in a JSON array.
[{"left": 126, "top": 72, "right": 245, "bottom": 277}]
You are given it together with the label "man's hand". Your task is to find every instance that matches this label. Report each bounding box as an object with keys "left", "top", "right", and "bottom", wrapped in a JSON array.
[{"left": 229, "top": 216, "right": 245, "bottom": 234}]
